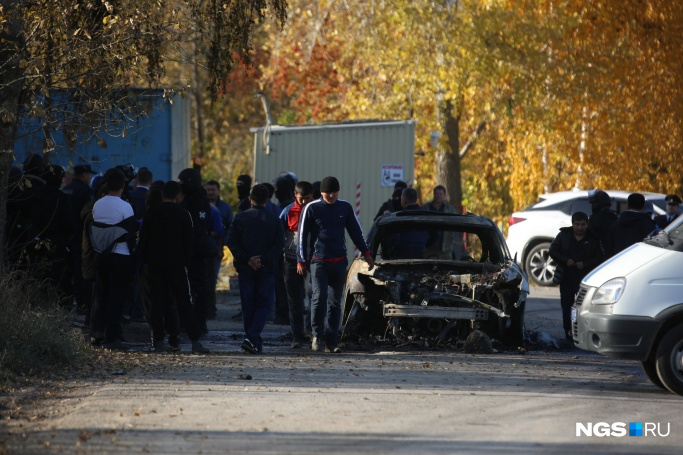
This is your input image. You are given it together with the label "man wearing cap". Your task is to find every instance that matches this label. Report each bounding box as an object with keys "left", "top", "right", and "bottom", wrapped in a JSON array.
[
  {"left": 297, "top": 176, "right": 375, "bottom": 353},
  {"left": 654, "top": 194, "right": 682, "bottom": 230}
]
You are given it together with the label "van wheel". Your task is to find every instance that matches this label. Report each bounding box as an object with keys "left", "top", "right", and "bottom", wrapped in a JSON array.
[
  {"left": 641, "top": 355, "right": 666, "bottom": 390},
  {"left": 524, "top": 242, "right": 556, "bottom": 287},
  {"left": 655, "top": 324, "right": 683, "bottom": 396}
]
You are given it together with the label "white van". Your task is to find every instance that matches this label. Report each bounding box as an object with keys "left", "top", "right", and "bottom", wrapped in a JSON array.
[{"left": 572, "top": 214, "right": 683, "bottom": 395}]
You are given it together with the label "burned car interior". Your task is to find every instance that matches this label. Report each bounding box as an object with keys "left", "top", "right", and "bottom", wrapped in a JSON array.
[{"left": 342, "top": 211, "right": 529, "bottom": 349}]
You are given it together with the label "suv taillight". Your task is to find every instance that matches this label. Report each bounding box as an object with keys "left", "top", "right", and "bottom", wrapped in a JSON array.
[{"left": 508, "top": 216, "right": 526, "bottom": 226}]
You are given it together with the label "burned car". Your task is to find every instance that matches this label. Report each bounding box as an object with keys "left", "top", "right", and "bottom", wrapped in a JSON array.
[{"left": 342, "top": 210, "right": 529, "bottom": 347}]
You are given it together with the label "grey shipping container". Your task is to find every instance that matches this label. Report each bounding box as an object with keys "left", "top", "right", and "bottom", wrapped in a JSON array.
[{"left": 251, "top": 120, "right": 416, "bottom": 261}]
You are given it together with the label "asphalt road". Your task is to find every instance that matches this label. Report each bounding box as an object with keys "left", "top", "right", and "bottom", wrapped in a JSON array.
[{"left": 3, "top": 288, "right": 682, "bottom": 454}]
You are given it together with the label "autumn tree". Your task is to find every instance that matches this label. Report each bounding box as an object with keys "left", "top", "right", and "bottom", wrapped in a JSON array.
[
  {"left": 261, "top": 0, "right": 557, "bottom": 218},
  {"left": 258, "top": 0, "right": 683, "bottom": 226},
  {"left": 0, "top": 0, "right": 287, "bottom": 274}
]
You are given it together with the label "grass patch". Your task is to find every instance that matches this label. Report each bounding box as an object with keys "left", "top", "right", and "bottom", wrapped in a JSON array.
[{"left": 0, "top": 271, "right": 89, "bottom": 380}]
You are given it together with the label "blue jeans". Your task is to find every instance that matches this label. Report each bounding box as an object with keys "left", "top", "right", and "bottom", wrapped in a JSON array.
[
  {"left": 238, "top": 266, "right": 276, "bottom": 349},
  {"left": 310, "top": 258, "right": 348, "bottom": 345}
]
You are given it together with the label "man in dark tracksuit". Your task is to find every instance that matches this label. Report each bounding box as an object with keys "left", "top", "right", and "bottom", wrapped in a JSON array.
[
  {"left": 178, "top": 168, "right": 214, "bottom": 336},
  {"left": 227, "top": 184, "right": 284, "bottom": 354},
  {"left": 549, "top": 211, "right": 603, "bottom": 342},
  {"left": 140, "top": 181, "right": 209, "bottom": 353},
  {"left": 297, "top": 176, "right": 375, "bottom": 353},
  {"left": 279, "top": 181, "right": 314, "bottom": 348}
]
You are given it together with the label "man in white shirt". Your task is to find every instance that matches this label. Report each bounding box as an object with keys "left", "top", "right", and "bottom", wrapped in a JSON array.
[{"left": 90, "top": 169, "right": 138, "bottom": 350}]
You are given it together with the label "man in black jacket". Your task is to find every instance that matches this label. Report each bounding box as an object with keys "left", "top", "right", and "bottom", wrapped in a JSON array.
[
  {"left": 140, "top": 181, "right": 209, "bottom": 353},
  {"left": 179, "top": 168, "right": 214, "bottom": 336},
  {"left": 227, "top": 184, "right": 284, "bottom": 354},
  {"left": 587, "top": 189, "right": 617, "bottom": 256},
  {"left": 549, "top": 211, "right": 603, "bottom": 342},
  {"left": 374, "top": 180, "right": 407, "bottom": 220},
  {"left": 608, "top": 193, "right": 657, "bottom": 257}
]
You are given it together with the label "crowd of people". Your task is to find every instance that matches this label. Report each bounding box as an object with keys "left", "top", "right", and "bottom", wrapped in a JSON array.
[
  {"left": 550, "top": 190, "right": 682, "bottom": 342},
  {"left": 6, "top": 155, "right": 386, "bottom": 354},
  {"left": 12, "top": 154, "right": 675, "bottom": 354},
  {"left": 6, "top": 155, "right": 238, "bottom": 353}
]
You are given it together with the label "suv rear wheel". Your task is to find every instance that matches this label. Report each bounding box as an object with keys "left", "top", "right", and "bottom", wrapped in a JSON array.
[{"left": 524, "top": 242, "right": 557, "bottom": 287}]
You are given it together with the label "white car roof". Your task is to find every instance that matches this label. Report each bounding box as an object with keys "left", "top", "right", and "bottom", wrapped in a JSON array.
[{"left": 533, "top": 189, "right": 667, "bottom": 208}]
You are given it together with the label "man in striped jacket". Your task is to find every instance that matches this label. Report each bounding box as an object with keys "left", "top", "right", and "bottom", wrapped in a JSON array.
[{"left": 297, "top": 176, "right": 374, "bottom": 353}]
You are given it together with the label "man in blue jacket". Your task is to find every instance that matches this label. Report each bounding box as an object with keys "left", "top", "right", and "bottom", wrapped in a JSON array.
[
  {"left": 297, "top": 176, "right": 374, "bottom": 353},
  {"left": 227, "top": 184, "right": 285, "bottom": 354}
]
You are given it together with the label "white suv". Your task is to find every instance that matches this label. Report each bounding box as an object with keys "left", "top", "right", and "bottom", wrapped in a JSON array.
[{"left": 506, "top": 190, "right": 667, "bottom": 287}]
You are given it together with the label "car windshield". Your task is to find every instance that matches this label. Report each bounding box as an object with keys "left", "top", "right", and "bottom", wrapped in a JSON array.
[
  {"left": 643, "top": 215, "right": 683, "bottom": 252},
  {"left": 371, "top": 219, "right": 509, "bottom": 263}
]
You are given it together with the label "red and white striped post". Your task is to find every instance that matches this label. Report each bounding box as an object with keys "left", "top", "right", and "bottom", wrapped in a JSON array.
[{"left": 354, "top": 181, "right": 361, "bottom": 256}]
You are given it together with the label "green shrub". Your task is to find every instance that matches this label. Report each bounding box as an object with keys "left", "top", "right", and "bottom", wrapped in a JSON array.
[{"left": 0, "top": 271, "right": 88, "bottom": 377}]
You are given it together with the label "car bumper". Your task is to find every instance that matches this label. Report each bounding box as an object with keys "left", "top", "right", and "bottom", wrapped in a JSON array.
[{"left": 572, "top": 307, "right": 661, "bottom": 360}]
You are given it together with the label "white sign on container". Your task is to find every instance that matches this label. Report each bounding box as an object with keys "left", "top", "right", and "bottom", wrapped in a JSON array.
[{"left": 381, "top": 164, "right": 404, "bottom": 187}]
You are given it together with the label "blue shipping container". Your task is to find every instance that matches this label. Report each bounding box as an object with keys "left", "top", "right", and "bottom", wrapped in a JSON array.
[{"left": 13, "top": 88, "right": 190, "bottom": 182}]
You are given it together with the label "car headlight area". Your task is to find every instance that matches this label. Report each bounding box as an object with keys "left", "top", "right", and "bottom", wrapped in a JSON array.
[{"left": 591, "top": 278, "right": 626, "bottom": 305}]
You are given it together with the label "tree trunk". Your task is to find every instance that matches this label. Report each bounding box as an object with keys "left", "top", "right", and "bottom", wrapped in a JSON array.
[
  {"left": 436, "top": 99, "right": 463, "bottom": 213},
  {"left": 0, "top": 1, "right": 26, "bottom": 276}
]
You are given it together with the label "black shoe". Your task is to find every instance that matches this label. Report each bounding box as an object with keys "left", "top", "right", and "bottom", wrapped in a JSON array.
[
  {"left": 311, "top": 337, "right": 324, "bottom": 352},
  {"left": 152, "top": 340, "right": 166, "bottom": 353},
  {"left": 102, "top": 340, "right": 130, "bottom": 351},
  {"left": 231, "top": 311, "right": 243, "bottom": 321},
  {"left": 90, "top": 336, "right": 104, "bottom": 347},
  {"left": 168, "top": 336, "right": 181, "bottom": 352},
  {"left": 241, "top": 338, "right": 259, "bottom": 354},
  {"left": 290, "top": 339, "right": 303, "bottom": 349},
  {"left": 191, "top": 341, "right": 210, "bottom": 354}
]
